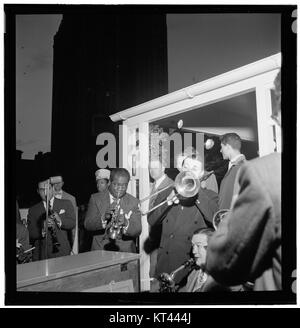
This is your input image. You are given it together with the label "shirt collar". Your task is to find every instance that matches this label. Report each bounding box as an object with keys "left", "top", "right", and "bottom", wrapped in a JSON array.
[
  {"left": 228, "top": 154, "right": 245, "bottom": 172},
  {"left": 230, "top": 154, "right": 245, "bottom": 165},
  {"left": 109, "top": 192, "right": 121, "bottom": 204},
  {"left": 43, "top": 197, "right": 54, "bottom": 210}
]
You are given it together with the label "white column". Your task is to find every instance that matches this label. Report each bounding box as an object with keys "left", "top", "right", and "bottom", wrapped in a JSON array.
[
  {"left": 137, "top": 121, "right": 150, "bottom": 291},
  {"left": 255, "top": 85, "right": 275, "bottom": 156},
  {"left": 120, "top": 123, "right": 137, "bottom": 196}
]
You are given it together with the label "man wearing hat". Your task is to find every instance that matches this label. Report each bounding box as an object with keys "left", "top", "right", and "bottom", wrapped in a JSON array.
[
  {"left": 27, "top": 179, "right": 76, "bottom": 261},
  {"left": 51, "top": 175, "right": 77, "bottom": 212},
  {"left": 95, "top": 168, "right": 110, "bottom": 192}
]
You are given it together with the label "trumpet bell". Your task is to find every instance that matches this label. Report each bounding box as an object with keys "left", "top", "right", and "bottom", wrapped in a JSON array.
[
  {"left": 175, "top": 171, "right": 200, "bottom": 198},
  {"left": 213, "top": 209, "right": 230, "bottom": 230}
]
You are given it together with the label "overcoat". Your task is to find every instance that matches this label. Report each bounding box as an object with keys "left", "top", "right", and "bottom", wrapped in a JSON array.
[
  {"left": 207, "top": 153, "right": 281, "bottom": 290},
  {"left": 148, "top": 187, "right": 219, "bottom": 284}
]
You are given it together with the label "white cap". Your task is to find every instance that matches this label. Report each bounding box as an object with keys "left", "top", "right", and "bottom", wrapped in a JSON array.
[
  {"left": 50, "top": 176, "right": 63, "bottom": 184},
  {"left": 95, "top": 169, "right": 110, "bottom": 181}
]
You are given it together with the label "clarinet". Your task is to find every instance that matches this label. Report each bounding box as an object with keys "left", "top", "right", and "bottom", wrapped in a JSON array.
[{"left": 47, "top": 206, "right": 61, "bottom": 253}]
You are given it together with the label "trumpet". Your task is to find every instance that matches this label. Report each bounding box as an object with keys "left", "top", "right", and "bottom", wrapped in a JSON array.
[
  {"left": 158, "top": 258, "right": 195, "bottom": 292},
  {"left": 212, "top": 209, "right": 230, "bottom": 230},
  {"left": 140, "top": 170, "right": 213, "bottom": 216},
  {"left": 105, "top": 192, "right": 129, "bottom": 240}
]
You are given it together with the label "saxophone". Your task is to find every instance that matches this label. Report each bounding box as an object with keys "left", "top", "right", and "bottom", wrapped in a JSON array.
[{"left": 158, "top": 258, "right": 195, "bottom": 292}]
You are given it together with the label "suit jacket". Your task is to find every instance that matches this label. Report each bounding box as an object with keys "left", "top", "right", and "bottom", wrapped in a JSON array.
[
  {"left": 84, "top": 190, "right": 142, "bottom": 253},
  {"left": 60, "top": 190, "right": 77, "bottom": 211},
  {"left": 147, "top": 175, "right": 174, "bottom": 250},
  {"left": 206, "top": 152, "right": 281, "bottom": 291},
  {"left": 58, "top": 190, "right": 77, "bottom": 246},
  {"left": 178, "top": 269, "right": 233, "bottom": 292},
  {"left": 218, "top": 155, "right": 246, "bottom": 209},
  {"left": 148, "top": 187, "right": 219, "bottom": 284},
  {"left": 27, "top": 198, "right": 76, "bottom": 261},
  {"left": 17, "top": 223, "right": 30, "bottom": 251}
]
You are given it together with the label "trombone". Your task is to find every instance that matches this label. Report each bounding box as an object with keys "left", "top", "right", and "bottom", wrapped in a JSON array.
[{"left": 140, "top": 170, "right": 214, "bottom": 216}]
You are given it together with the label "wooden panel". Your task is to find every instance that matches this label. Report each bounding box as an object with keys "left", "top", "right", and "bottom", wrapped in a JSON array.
[
  {"left": 17, "top": 260, "right": 139, "bottom": 292},
  {"left": 82, "top": 279, "right": 134, "bottom": 292},
  {"left": 17, "top": 250, "right": 140, "bottom": 292}
]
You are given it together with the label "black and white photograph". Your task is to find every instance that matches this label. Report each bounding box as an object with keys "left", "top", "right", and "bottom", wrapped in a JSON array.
[{"left": 4, "top": 3, "right": 297, "bottom": 308}]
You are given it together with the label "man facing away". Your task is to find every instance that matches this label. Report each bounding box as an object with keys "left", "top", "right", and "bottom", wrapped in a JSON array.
[
  {"left": 84, "top": 168, "right": 142, "bottom": 253},
  {"left": 206, "top": 70, "right": 282, "bottom": 291},
  {"left": 218, "top": 133, "right": 246, "bottom": 209}
]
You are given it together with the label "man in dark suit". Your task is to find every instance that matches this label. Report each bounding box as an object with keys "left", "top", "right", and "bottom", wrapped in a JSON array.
[
  {"left": 84, "top": 168, "right": 142, "bottom": 253},
  {"left": 148, "top": 149, "right": 219, "bottom": 288},
  {"left": 206, "top": 70, "right": 282, "bottom": 291},
  {"left": 144, "top": 159, "right": 174, "bottom": 278},
  {"left": 27, "top": 179, "right": 76, "bottom": 261},
  {"left": 218, "top": 133, "right": 246, "bottom": 210}
]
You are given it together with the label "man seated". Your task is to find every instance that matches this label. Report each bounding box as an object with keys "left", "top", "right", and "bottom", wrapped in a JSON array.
[
  {"left": 27, "top": 179, "right": 76, "bottom": 261},
  {"left": 153, "top": 227, "right": 242, "bottom": 292},
  {"left": 84, "top": 168, "right": 142, "bottom": 253}
]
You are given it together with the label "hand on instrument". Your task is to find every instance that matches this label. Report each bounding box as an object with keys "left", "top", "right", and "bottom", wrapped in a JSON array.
[
  {"left": 47, "top": 217, "right": 56, "bottom": 228},
  {"left": 104, "top": 207, "right": 114, "bottom": 222},
  {"left": 16, "top": 239, "right": 22, "bottom": 249},
  {"left": 167, "top": 190, "right": 180, "bottom": 206},
  {"left": 48, "top": 212, "right": 62, "bottom": 228},
  {"left": 117, "top": 209, "right": 125, "bottom": 225}
]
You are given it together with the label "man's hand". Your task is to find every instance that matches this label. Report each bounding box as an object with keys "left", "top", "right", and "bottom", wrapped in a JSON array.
[
  {"left": 117, "top": 209, "right": 125, "bottom": 225},
  {"left": 167, "top": 190, "right": 180, "bottom": 206},
  {"left": 48, "top": 212, "right": 62, "bottom": 228},
  {"left": 104, "top": 207, "right": 114, "bottom": 223},
  {"left": 16, "top": 239, "right": 22, "bottom": 249}
]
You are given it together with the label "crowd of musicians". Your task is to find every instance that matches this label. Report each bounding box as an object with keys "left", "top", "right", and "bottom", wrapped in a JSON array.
[{"left": 16, "top": 71, "right": 281, "bottom": 293}]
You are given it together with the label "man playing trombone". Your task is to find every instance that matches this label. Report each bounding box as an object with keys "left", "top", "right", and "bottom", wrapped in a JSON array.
[{"left": 147, "top": 147, "right": 219, "bottom": 290}]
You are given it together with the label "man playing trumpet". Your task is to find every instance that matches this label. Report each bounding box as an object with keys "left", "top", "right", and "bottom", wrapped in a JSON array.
[
  {"left": 148, "top": 147, "right": 219, "bottom": 290},
  {"left": 84, "top": 168, "right": 142, "bottom": 253}
]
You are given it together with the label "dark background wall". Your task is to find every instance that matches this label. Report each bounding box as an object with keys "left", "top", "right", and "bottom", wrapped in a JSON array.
[
  {"left": 15, "top": 9, "right": 281, "bottom": 207},
  {"left": 50, "top": 12, "right": 168, "bottom": 205},
  {"left": 167, "top": 13, "right": 280, "bottom": 91}
]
